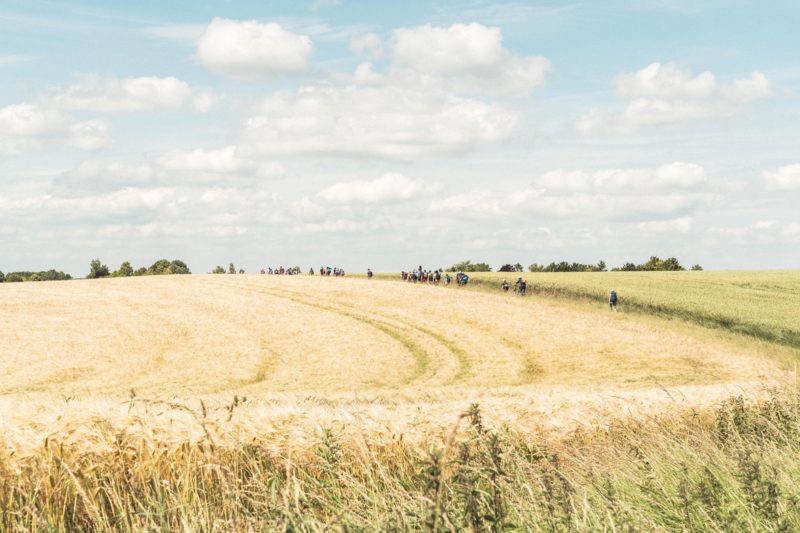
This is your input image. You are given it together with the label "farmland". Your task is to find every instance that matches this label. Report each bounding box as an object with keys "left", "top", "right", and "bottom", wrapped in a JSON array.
[{"left": 0, "top": 272, "right": 798, "bottom": 530}]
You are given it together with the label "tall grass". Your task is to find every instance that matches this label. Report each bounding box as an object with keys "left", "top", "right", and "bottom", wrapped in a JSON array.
[{"left": 2, "top": 391, "right": 800, "bottom": 531}]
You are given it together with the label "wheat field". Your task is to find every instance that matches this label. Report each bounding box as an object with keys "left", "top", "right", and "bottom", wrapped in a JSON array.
[
  {"left": 0, "top": 274, "right": 787, "bottom": 453},
  {"left": 2, "top": 273, "right": 799, "bottom": 530}
]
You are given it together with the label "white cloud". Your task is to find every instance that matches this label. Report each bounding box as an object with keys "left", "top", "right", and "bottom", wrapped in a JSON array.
[
  {"left": 160, "top": 146, "right": 256, "bottom": 174},
  {"left": 48, "top": 75, "right": 193, "bottom": 112},
  {"left": 192, "top": 91, "right": 217, "bottom": 112},
  {"left": 761, "top": 164, "right": 800, "bottom": 190},
  {"left": 67, "top": 120, "right": 111, "bottom": 150},
  {"left": 429, "top": 190, "right": 502, "bottom": 217},
  {"left": 196, "top": 18, "right": 313, "bottom": 79},
  {"left": 535, "top": 162, "right": 707, "bottom": 191},
  {"left": 55, "top": 161, "right": 157, "bottom": 192},
  {"left": 0, "top": 103, "right": 64, "bottom": 156},
  {"left": 349, "top": 32, "right": 384, "bottom": 59},
  {"left": 391, "top": 23, "right": 550, "bottom": 95},
  {"left": 637, "top": 216, "right": 694, "bottom": 234},
  {"left": 317, "top": 173, "right": 423, "bottom": 205},
  {"left": 578, "top": 62, "right": 771, "bottom": 134},
  {"left": 0, "top": 103, "right": 63, "bottom": 137},
  {"left": 243, "top": 84, "right": 517, "bottom": 159},
  {"left": 0, "top": 187, "right": 175, "bottom": 217}
]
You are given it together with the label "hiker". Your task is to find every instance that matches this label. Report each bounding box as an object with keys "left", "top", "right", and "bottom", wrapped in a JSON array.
[
  {"left": 609, "top": 289, "right": 618, "bottom": 312},
  {"left": 367, "top": 268, "right": 373, "bottom": 279},
  {"left": 444, "top": 273, "right": 451, "bottom": 286},
  {"left": 502, "top": 279, "right": 510, "bottom": 292}
]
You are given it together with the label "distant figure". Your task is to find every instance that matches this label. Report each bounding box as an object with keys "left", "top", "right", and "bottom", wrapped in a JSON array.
[
  {"left": 609, "top": 289, "right": 618, "bottom": 312},
  {"left": 239, "top": 269, "right": 245, "bottom": 274},
  {"left": 444, "top": 273, "right": 451, "bottom": 286},
  {"left": 309, "top": 268, "right": 315, "bottom": 275},
  {"left": 367, "top": 268, "right": 373, "bottom": 279},
  {"left": 260, "top": 268, "right": 265, "bottom": 274},
  {"left": 502, "top": 279, "right": 510, "bottom": 292}
]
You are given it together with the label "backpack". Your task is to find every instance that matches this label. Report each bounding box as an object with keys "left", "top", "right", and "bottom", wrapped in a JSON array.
[{"left": 610, "top": 291, "right": 618, "bottom": 303}]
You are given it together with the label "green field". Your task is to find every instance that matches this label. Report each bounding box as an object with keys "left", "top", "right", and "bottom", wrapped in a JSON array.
[{"left": 370, "top": 270, "right": 800, "bottom": 349}]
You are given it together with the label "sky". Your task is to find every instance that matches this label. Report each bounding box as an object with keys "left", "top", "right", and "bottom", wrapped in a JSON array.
[{"left": 1, "top": 0, "right": 799, "bottom": 275}]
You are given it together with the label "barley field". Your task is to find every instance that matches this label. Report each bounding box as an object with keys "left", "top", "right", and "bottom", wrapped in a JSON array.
[{"left": 0, "top": 273, "right": 798, "bottom": 530}]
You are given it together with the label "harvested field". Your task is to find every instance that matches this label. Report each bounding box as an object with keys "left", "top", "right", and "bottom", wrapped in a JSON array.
[{"left": 0, "top": 274, "right": 787, "bottom": 452}]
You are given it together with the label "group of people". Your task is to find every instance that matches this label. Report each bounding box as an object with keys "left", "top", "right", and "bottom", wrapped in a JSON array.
[
  {"left": 501, "top": 277, "right": 528, "bottom": 296},
  {"left": 260, "top": 266, "right": 301, "bottom": 275},
  {"left": 400, "top": 267, "right": 471, "bottom": 287},
  {"left": 310, "top": 266, "right": 346, "bottom": 277}
]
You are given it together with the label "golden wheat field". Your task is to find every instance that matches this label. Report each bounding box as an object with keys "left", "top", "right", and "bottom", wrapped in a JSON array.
[{"left": 0, "top": 274, "right": 789, "bottom": 453}]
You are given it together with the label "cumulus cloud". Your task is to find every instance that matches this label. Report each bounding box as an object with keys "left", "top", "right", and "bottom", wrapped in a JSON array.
[
  {"left": 430, "top": 163, "right": 712, "bottom": 223},
  {"left": 243, "top": 84, "right": 517, "bottom": 159},
  {"left": 48, "top": 75, "right": 194, "bottom": 112},
  {"left": 577, "top": 62, "right": 771, "bottom": 134},
  {"left": 54, "top": 161, "right": 157, "bottom": 193},
  {"left": 196, "top": 18, "right": 313, "bottom": 79},
  {"left": 317, "top": 173, "right": 423, "bottom": 205},
  {"left": 160, "top": 146, "right": 256, "bottom": 174},
  {"left": 391, "top": 23, "right": 550, "bottom": 95},
  {"left": 0, "top": 187, "right": 175, "bottom": 218},
  {"left": 535, "top": 162, "right": 707, "bottom": 191},
  {"left": 761, "top": 164, "right": 800, "bottom": 190},
  {"left": 637, "top": 216, "right": 694, "bottom": 234},
  {"left": 67, "top": 120, "right": 112, "bottom": 150},
  {"left": 349, "top": 32, "right": 384, "bottom": 60},
  {"left": 0, "top": 102, "right": 65, "bottom": 156}
]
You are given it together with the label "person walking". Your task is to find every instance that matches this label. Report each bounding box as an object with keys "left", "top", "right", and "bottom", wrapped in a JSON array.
[{"left": 609, "top": 289, "right": 618, "bottom": 312}]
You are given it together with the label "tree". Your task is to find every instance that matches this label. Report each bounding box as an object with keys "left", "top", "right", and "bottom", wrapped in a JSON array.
[
  {"left": 0, "top": 270, "right": 4, "bottom": 283},
  {"left": 87, "top": 259, "right": 110, "bottom": 279},
  {"left": 449, "top": 260, "right": 491, "bottom": 272},
  {"left": 228, "top": 262, "right": 236, "bottom": 274},
  {"left": 5, "top": 273, "right": 23, "bottom": 282},
  {"left": 133, "top": 267, "right": 147, "bottom": 276},
  {"left": 528, "top": 263, "right": 545, "bottom": 272},
  {"left": 597, "top": 260, "right": 607, "bottom": 272},
  {"left": 211, "top": 265, "right": 226, "bottom": 274},
  {"left": 114, "top": 261, "right": 134, "bottom": 277},
  {"left": 691, "top": 264, "right": 703, "bottom": 271},
  {"left": 514, "top": 263, "right": 524, "bottom": 272},
  {"left": 498, "top": 264, "right": 516, "bottom": 272}
]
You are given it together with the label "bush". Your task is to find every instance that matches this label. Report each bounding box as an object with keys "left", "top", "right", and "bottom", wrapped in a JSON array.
[
  {"left": 228, "top": 263, "right": 236, "bottom": 274},
  {"left": 211, "top": 266, "right": 226, "bottom": 274},
  {"left": 0, "top": 270, "right": 4, "bottom": 283},
  {"left": 611, "top": 256, "right": 687, "bottom": 272},
  {"left": 5, "top": 273, "right": 24, "bottom": 282}
]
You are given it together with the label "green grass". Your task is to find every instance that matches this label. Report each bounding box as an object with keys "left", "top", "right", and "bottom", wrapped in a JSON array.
[{"left": 367, "top": 270, "right": 800, "bottom": 349}]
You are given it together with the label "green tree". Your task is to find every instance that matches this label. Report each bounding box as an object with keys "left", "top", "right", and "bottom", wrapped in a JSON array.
[
  {"left": 5, "top": 273, "right": 24, "bottom": 282},
  {"left": 597, "top": 260, "right": 607, "bottom": 272},
  {"left": 449, "top": 260, "right": 492, "bottom": 272},
  {"left": 87, "top": 259, "right": 110, "bottom": 279},
  {"left": 0, "top": 270, "right": 4, "bottom": 283},
  {"left": 211, "top": 265, "right": 226, "bottom": 274},
  {"left": 691, "top": 264, "right": 704, "bottom": 271},
  {"left": 228, "top": 262, "right": 236, "bottom": 274},
  {"left": 115, "top": 261, "right": 134, "bottom": 277},
  {"left": 133, "top": 267, "right": 147, "bottom": 276}
]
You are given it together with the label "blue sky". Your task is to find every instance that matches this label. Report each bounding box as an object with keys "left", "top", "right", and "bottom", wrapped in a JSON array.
[{"left": 1, "top": 0, "right": 799, "bottom": 274}]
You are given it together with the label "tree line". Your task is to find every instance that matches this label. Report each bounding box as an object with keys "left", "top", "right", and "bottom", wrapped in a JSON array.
[
  {"left": 448, "top": 256, "right": 702, "bottom": 273},
  {"left": 0, "top": 269, "right": 72, "bottom": 283},
  {"left": 86, "top": 259, "right": 191, "bottom": 279}
]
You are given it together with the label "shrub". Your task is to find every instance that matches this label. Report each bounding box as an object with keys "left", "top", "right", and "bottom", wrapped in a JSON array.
[
  {"left": 228, "top": 263, "right": 236, "bottom": 274},
  {"left": 0, "top": 270, "right": 4, "bottom": 283},
  {"left": 211, "top": 266, "right": 226, "bottom": 274}
]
